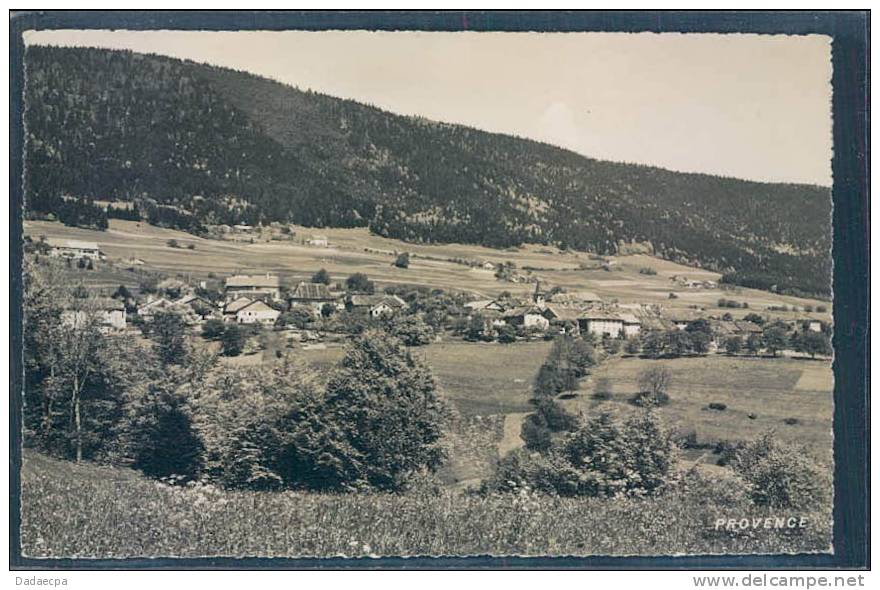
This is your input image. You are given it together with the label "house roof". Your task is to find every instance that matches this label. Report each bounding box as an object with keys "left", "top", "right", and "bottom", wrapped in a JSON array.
[
  {"left": 225, "top": 274, "right": 280, "bottom": 288},
  {"left": 580, "top": 311, "right": 624, "bottom": 322},
  {"left": 665, "top": 309, "right": 706, "bottom": 323},
  {"left": 89, "top": 297, "right": 125, "bottom": 311},
  {"left": 138, "top": 297, "right": 172, "bottom": 311},
  {"left": 225, "top": 297, "right": 254, "bottom": 313},
  {"left": 543, "top": 304, "right": 583, "bottom": 322},
  {"left": 550, "top": 291, "right": 601, "bottom": 304},
  {"left": 349, "top": 294, "right": 406, "bottom": 308},
  {"left": 46, "top": 238, "right": 100, "bottom": 251},
  {"left": 733, "top": 320, "right": 763, "bottom": 333},
  {"left": 464, "top": 299, "right": 502, "bottom": 311},
  {"left": 237, "top": 300, "right": 277, "bottom": 314},
  {"left": 617, "top": 313, "right": 641, "bottom": 325},
  {"left": 290, "top": 282, "right": 333, "bottom": 300}
]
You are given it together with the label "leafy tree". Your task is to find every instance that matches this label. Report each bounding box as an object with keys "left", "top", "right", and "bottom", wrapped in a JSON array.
[
  {"left": 149, "top": 310, "right": 189, "bottom": 365},
  {"left": 345, "top": 272, "right": 375, "bottom": 294},
  {"left": 201, "top": 318, "right": 226, "bottom": 340},
  {"left": 800, "top": 330, "right": 832, "bottom": 358},
  {"left": 464, "top": 313, "right": 489, "bottom": 342},
  {"left": 488, "top": 410, "right": 678, "bottom": 498},
  {"left": 624, "top": 337, "right": 641, "bottom": 356},
  {"left": 763, "top": 326, "right": 789, "bottom": 357},
  {"left": 743, "top": 313, "right": 766, "bottom": 326},
  {"left": 279, "top": 307, "right": 314, "bottom": 329},
  {"left": 393, "top": 252, "right": 410, "bottom": 269},
  {"left": 221, "top": 324, "right": 247, "bottom": 356},
  {"left": 111, "top": 284, "right": 132, "bottom": 300},
  {"left": 385, "top": 314, "right": 434, "bottom": 346},
  {"left": 634, "top": 366, "right": 672, "bottom": 407},
  {"left": 641, "top": 331, "right": 666, "bottom": 359},
  {"left": 496, "top": 323, "right": 516, "bottom": 344},
  {"left": 689, "top": 331, "right": 711, "bottom": 355},
  {"left": 311, "top": 268, "right": 331, "bottom": 285},
  {"left": 731, "top": 432, "right": 830, "bottom": 509},
  {"left": 746, "top": 333, "right": 763, "bottom": 356},
  {"left": 321, "top": 332, "right": 450, "bottom": 490},
  {"left": 187, "top": 358, "right": 326, "bottom": 489},
  {"left": 725, "top": 335, "right": 743, "bottom": 355}
]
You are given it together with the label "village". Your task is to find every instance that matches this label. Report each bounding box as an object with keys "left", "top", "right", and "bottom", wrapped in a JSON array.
[{"left": 38, "top": 234, "right": 831, "bottom": 363}]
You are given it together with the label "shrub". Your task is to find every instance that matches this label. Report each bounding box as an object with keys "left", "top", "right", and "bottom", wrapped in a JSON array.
[
  {"left": 167, "top": 239, "right": 180, "bottom": 248},
  {"left": 639, "top": 267, "right": 657, "bottom": 275},
  {"left": 520, "top": 415, "right": 553, "bottom": 452},
  {"left": 201, "top": 318, "right": 226, "bottom": 340},
  {"left": 496, "top": 323, "right": 516, "bottom": 344},
  {"left": 816, "top": 304, "right": 828, "bottom": 313},
  {"left": 311, "top": 268, "right": 331, "bottom": 284},
  {"left": 730, "top": 432, "right": 830, "bottom": 509},
  {"left": 668, "top": 292, "right": 678, "bottom": 299},
  {"left": 624, "top": 337, "right": 641, "bottom": 355},
  {"left": 708, "top": 402, "right": 727, "bottom": 411},
  {"left": 345, "top": 272, "right": 375, "bottom": 294},
  {"left": 783, "top": 417, "right": 800, "bottom": 426},
  {"left": 631, "top": 389, "right": 670, "bottom": 407},
  {"left": 220, "top": 324, "right": 247, "bottom": 356},
  {"left": 393, "top": 252, "right": 410, "bottom": 269},
  {"left": 724, "top": 336, "right": 743, "bottom": 355},
  {"left": 187, "top": 358, "right": 326, "bottom": 490}
]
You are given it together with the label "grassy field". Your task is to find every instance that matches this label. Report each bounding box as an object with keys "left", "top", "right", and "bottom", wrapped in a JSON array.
[
  {"left": 20, "top": 452, "right": 831, "bottom": 559},
  {"left": 24, "top": 219, "right": 832, "bottom": 319},
  {"left": 563, "top": 355, "right": 834, "bottom": 463},
  {"left": 298, "top": 339, "right": 552, "bottom": 418}
]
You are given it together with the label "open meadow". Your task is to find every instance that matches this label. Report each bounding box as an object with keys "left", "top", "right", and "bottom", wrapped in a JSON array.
[{"left": 20, "top": 452, "right": 831, "bottom": 558}]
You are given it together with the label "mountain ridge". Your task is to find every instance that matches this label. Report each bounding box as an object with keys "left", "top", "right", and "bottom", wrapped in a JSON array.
[{"left": 23, "top": 45, "right": 831, "bottom": 297}]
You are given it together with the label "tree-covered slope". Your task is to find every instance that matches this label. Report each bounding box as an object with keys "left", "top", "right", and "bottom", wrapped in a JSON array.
[{"left": 23, "top": 46, "right": 831, "bottom": 296}]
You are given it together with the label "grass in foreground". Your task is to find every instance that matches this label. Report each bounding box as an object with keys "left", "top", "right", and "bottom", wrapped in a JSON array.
[{"left": 21, "top": 453, "right": 831, "bottom": 559}]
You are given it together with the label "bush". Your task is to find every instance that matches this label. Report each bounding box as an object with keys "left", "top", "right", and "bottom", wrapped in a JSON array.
[
  {"left": 624, "top": 337, "right": 641, "bottom": 355},
  {"left": 167, "top": 239, "right": 180, "bottom": 248},
  {"left": 724, "top": 336, "right": 743, "bottom": 355},
  {"left": 639, "top": 267, "right": 657, "bottom": 275},
  {"left": 492, "top": 410, "right": 679, "bottom": 498},
  {"left": 187, "top": 358, "right": 326, "bottom": 490},
  {"left": 520, "top": 415, "right": 553, "bottom": 452},
  {"left": 783, "top": 417, "right": 800, "bottom": 426},
  {"left": 311, "top": 268, "right": 331, "bottom": 284},
  {"left": 220, "top": 324, "right": 247, "bottom": 356},
  {"left": 496, "top": 323, "right": 516, "bottom": 344},
  {"left": 393, "top": 252, "right": 410, "bottom": 269},
  {"left": 345, "top": 272, "right": 375, "bottom": 294},
  {"left": 730, "top": 432, "right": 830, "bottom": 509},
  {"left": 631, "top": 389, "right": 670, "bottom": 407},
  {"left": 201, "top": 318, "right": 226, "bottom": 340},
  {"left": 708, "top": 402, "right": 727, "bottom": 411}
]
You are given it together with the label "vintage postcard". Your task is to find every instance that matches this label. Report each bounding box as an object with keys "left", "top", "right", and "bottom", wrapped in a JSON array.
[{"left": 13, "top": 19, "right": 853, "bottom": 563}]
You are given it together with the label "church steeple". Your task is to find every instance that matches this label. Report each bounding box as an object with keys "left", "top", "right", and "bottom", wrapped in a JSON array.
[{"left": 534, "top": 280, "right": 546, "bottom": 308}]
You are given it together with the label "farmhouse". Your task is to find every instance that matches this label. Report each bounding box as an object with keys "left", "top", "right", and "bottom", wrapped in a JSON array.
[
  {"left": 224, "top": 296, "right": 255, "bottom": 319},
  {"left": 666, "top": 310, "right": 705, "bottom": 330},
  {"left": 235, "top": 300, "right": 281, "bottom": 325},
  {"left": 46, "top": 238, "right": 101, "bottom": 260},
  {"left": 62, "top": 298, "right": 126, "bottom": 331},
  {"left": 733, "top": 320, "right": 763, "bottom": 336},
  {"left": 289, "top": 282, "right": 337, "bottom": 313},
  {"left": 224, "top": 274, "right": 281, "bottom": 301},
  {"left": 346, "top": 294, "right": 407, "bottom": 318},
  {"left": 136, "top": 297, "right": 174, "bottom": 320},
  {"left": 579, "top": 311, "right": 625, "bottom": 338},
  {"left": 543, "top": 304, "right": 583, "bottom": 334},
  {"left": 618, "top": 313, "right": 642, "bottom": 338},
  {"left": 172, "top": 294, "right": 215, "bottom": 322},
  {"left": 502, "top": 305, "right": 551, "bottom": 331}
]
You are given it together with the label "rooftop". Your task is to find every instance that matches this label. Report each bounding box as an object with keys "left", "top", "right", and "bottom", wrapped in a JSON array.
[
  {"left": 225, "top": 274, "right": 281, "bottom": 288},
  {"left": 290, "top": 282, "right": 334, "bottom": 300}
]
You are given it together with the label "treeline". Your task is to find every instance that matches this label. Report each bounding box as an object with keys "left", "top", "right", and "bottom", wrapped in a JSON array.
[{"left": 24, "top": 45, "right": 831, "bottom": 296}]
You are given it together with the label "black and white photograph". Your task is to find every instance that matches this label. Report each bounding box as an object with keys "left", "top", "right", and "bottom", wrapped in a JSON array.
[{"left": 8, "top": 10, "right": 869, "bottom": 568}]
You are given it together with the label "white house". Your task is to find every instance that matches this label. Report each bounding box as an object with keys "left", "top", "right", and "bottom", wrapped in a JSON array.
[
  {"left": 579, "top": 312, "right": 625, "bottom": 338},
  {"left": 288, "top": 282, "right": 337, "bottom": 313},
  {"left": 346, "top": 294, "right": 407, "bottom": 318},
  {"left": 235, "top": 300, "right": 281, "bottom": 325},
  {"left": 502, "top": 306, "right": 551, "bottom": 331},
  {"left": 619, "top": 313, "right": 642, "bottom": 338},
  {"left": 224, "top": 274, "right": 281, "bottom": 301},
  {"left": 307, "top": 235, "right": 329, "bottom": 247},
  {"left": 46, "top": 238, "right": 102, "bottom": 260},
  {"left": 62, "top": 298, "right": 126, "bottom": 332},
  {"left": 136, "top": 297, "right": 174, "bottom": 320}
]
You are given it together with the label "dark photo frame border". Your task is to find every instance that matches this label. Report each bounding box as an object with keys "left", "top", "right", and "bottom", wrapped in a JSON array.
[{"left": 8, "top": 9, "right": 870, "bottom": 570}]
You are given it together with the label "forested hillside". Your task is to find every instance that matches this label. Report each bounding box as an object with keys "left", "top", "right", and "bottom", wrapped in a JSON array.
[{"left": 23, "top": 46, "right": 831, "bottom": 296}]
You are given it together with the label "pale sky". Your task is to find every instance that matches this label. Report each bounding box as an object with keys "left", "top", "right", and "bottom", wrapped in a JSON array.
[{"left": 24, "top": 30, "right": 833, "bottom": 186}]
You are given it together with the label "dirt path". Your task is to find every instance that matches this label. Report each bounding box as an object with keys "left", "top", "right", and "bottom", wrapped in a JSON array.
[{"left": 498, "top": 412, "right": 528, "bottom": 457}]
